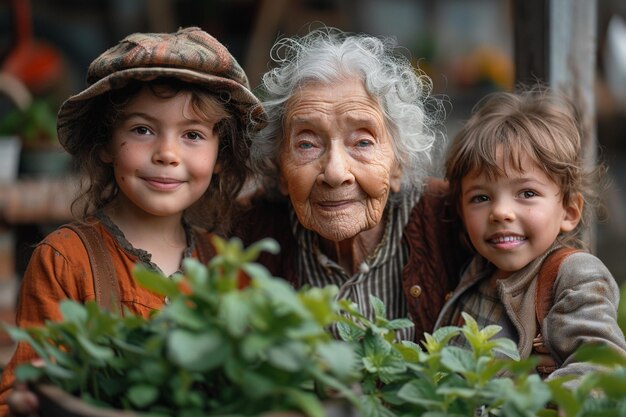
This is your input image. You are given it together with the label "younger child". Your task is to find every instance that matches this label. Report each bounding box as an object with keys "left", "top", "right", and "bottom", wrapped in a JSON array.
[
  {"left": 0, "top": 27, "right": 265, "bottom": 415},
  {"left": 435, "top": 88, "right": 626, "bottom": 380}
]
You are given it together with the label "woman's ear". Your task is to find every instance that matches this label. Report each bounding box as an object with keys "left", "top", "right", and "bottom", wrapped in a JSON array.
[
  {"left": 560, "top": 192, "right": 584, "bottom": 233},
  {"left": 390, "top": 163, "right": 402, "bottom": 193}
]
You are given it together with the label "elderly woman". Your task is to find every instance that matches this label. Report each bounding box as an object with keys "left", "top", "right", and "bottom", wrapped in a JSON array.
[{"left": 238, "top": 28, "right": 470, "bottom": 341}]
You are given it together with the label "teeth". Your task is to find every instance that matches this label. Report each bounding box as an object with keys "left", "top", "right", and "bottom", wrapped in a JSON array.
[{"left": 491, "top": 235, "right": 525, "bottom": 243}]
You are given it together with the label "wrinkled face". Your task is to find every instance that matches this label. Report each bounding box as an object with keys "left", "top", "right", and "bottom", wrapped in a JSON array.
[
  {"left": 279, "top": 77, "right": 401, "bottom": 242},
  {"left": 460, "top": 149, "right": 581, "bottom": 278},
  {"left": 101, "top": 86, "right": 220, "bottom": 220}
]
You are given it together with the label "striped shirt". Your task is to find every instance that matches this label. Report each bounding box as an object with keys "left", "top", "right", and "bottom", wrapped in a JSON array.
[{"left": 290, "top": 189, "right": 421, "bottom": 341}]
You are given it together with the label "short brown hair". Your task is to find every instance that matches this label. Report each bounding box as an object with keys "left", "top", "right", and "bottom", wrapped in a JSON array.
[{"left": 444, "top": 86, "right": 604, "bottom": 246}]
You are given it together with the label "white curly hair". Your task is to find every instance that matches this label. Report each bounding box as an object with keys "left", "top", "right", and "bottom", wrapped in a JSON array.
[{"left": 249, "top": 27, "right": 445, "bottom": 193}]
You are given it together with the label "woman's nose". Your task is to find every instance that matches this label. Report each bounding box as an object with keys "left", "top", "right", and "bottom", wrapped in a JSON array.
[
  {"left": 319, "top": 144, "right": 355, "bottom": 187},
  {"left": 152, "top": 136, "right": 180, "bottom": 166}
]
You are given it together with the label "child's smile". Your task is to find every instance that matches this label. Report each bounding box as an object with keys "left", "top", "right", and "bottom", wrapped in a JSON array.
[
  {"left": 487, "top": 233, "right": 527, "bottom": 248},
  {"left": 142, "top": 176, "right": 186, "bottom": 190}
]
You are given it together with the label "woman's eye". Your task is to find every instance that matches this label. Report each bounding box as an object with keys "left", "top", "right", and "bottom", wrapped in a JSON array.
[
  {"left": 356, "top": 139, "right": 373, "bottom": 148},
  {"left": 297, "top": 141, "right": 314, "bottom": 150}
]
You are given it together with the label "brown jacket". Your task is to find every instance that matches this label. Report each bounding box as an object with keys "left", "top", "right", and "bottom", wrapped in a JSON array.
[
  {"left": 236, "top": 178, "right": 471, "bottom": 340},
  {"left": 0, "top": 221, "right": 215, "bottom": 416}
]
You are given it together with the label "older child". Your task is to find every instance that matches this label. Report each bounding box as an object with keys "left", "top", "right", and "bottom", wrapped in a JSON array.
[
  {"left": 0, "top": 27, "right": 265, "bottom": 415},
  {"left": 435, "top": 88, "right": 626, "bottom": 380}
]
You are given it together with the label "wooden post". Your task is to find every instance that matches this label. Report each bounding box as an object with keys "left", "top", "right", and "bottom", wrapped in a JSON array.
[
  {"left": 549, "top": 0, "right": 597, "bottom": 179},
  {"left": 513, "top": 0, "right": 549, "bottom": 85},
  {"left": 513, "top": 0, "right": 598, "bottom": 249}
]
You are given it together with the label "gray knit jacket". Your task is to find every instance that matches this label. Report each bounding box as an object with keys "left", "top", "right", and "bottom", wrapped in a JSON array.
[{"left": 435, "top": 246, "right": 626, "bottom": 380}]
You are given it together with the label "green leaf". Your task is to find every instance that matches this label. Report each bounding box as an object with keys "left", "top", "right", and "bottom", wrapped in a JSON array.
[
  {"left": 283, "top": 388, "right": 325, "bottom": 417},
  {"left": 267, "top": 342, "right": 308, "bottom": 371},
  {"left": 181, "top": 258, "right": 208, "bottom": 284},
  {"left": 127, "top": 384, "right": 159, "bottom": 408},
  {"left": 436, "top": 386, "right": 480, "bottom": 400},
  {"left": 218, "top": 237, "right": 245, "bottom": 266},
  {"left": 241, "top": 262, "right": 273, "bottom": 281},
  {"left": 440, "top": 346, "right": 474, "bottom": 374},
  {"left": 240, "top": 333, "right": 272, "bottom": 361},
  {"left": 424, "top": 326, "right": 461, "bottom": 352},
  {"left": 210, "top": 235, "right": 228, "bottom": 256},
  {"left": 14, "top": 364, "right": 45, "bottom": 382},
  {"left": 397, "top": 379, "right": 441, "bottom": 407},
  {"left": 396, "top": 340, "right": 422, "bottom": 363},
  {"left": 299, "top": 286, "right": 340, "bottom": 327},
  {"left": 220, "top": 292, "right": 251, "bottom": 337},
  {"left": 39, "top": 362, "right": 75, "bottom": 379},
  {"left": 134, "top": 265, "right": 179, "bottom": 297},
  {"left": 386, "top": 318, "right": 414, "bottom": 331},
  {"left": 501, "top": 356, "right": 537, "bottom": 376},
  {"left": 241, "top": 238, "right": 280, "bottom": 263},
  {"left": 500, "top": 374, "right": 551, "bottom": 414},
  {"left": 59, "top": 300, "right": 88, "bottom": 324},
  {"left": 575, "top": 343, "right": 626, "bottom": 367},
  {"left": 316, "top": 341, "right": 358, "bottom": 379},
  {"left": 477, "top": 324, "right": 502, "bottom": 340},
  {"left": 162, "top": 299, "right": 206, "bottom": 331},
  {"left": 335, "top": 320, "right": 365, "bottom": 342},
  {"left": 167, "top": 329, "right": 227, "bottom": 371},
  {"left": 588, "top": 371, "right": 626, "bottom": 397},
  {"left": 309, "top": 367, "right": 359, "bottom": 405},
  {"left": 254, "top": 275, "right": 310, "bottom": 318},
  {"left": 369, "top": 295, "right": 386, "bottom": 319},
  {"left": 362, "top": 349, "right": 407, "bottom": 382},
  {"left": 238, "top": 368, "right": 277, "bottom": 399},
  {"left": 3, "top": 326, "right": 31, "bottom": 343},
  {"left": 491, "top": 337, "right": 520, "bottom": 360},
  {"left": 360, "top": 394, "right": 398, "bottom": 417},
  {"left": 76, "top": 334, "right": 114, "bottom": 361},
  {"left": 364, "top": 332, "right": 392, "bottom": 357}
]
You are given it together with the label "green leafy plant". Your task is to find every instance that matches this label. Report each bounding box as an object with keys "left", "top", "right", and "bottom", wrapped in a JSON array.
[
  {"left": 0, "top": 97, "right": 58, "bottom": 148},
  {"left": 337, "top": 299, "right": 550, "bottom": 417},
  {"left": 8, "top": 237, "right": 361, "bottom": 417},
  {"left": 6, "top": 237, "right": 626, "bottom": 417},
  {"left": 336, "top": 290, "right": 626, "bottom": 417}
]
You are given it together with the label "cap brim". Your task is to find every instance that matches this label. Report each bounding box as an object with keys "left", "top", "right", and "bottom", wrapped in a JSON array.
[{"left": 57, "top": 67, "right": 266, "bottom": 153}]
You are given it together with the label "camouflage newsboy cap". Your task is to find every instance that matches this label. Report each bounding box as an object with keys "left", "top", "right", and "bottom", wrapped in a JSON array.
[{"left": 57, "top": 26, "right": 265, "bottom": 154}]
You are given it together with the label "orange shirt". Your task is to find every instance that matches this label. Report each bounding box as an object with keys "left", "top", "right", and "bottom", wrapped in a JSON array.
[{"left": 0, "top": 220, "right": 214, "bottom": 416}]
